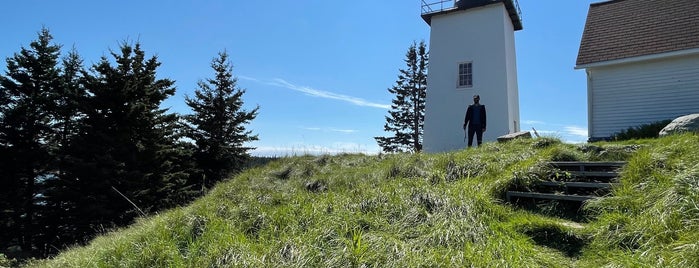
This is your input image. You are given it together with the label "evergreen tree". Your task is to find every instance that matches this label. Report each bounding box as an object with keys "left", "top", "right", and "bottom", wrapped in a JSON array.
[
  {"left": 185, "top": 51, "right": 258, "bottom": 191},
  {"left": 375, "top": 41, "right": 428, "bottom": 153},
  {"left": 63, "top": 42, "right": 191, "bottom": 238},
  {"left": 0, "top": 28, "right": 62, "bottom": 256},
  {"left": 50, "top": 48, "right": 85, "bottom": 161},
  {"left": 39, "top": 48, "right": 88, "bottom": 255}
]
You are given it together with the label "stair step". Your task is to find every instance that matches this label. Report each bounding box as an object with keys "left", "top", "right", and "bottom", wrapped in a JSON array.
[
  {"left": 506, "top": 191, "right": 597, "bottom": 202},
  {"left": 554, "top": 170, "right": 620, "bottom": 178},
  {"left": 537, "top": 181, "right": 616, "bottom": 189},
  {"left": 506, "top": 161, "right": 626, "bottom": 204},
  {"left": 549, "top": 161, "right": 626, "bottom": 167},
  {"left": 548, "top": 161, "right": 624, "bottom": 182}
]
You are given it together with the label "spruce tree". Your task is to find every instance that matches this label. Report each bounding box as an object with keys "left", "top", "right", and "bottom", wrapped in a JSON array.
[
  {"left": 63, "top": 42, "right": 190, "bottom": 236},
  {"left": 0, "top": 28, "right": 62, "bottom": 256},
  {"left": 50, "top": 48, "right": 85, "bottom": 160},
  {"left": 39, "top": 48, "right": 88, "bottom": 254},
  {"left": 375, "top": 41, "right": 428, "bottom": 153},
  {"left": 185, "top": 51, "right": 258, "bottom": 191}
]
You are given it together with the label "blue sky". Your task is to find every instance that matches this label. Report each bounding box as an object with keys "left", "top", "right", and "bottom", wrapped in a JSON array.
[{"left": 1, "top": 0, "right": 599, "bottom": 156}]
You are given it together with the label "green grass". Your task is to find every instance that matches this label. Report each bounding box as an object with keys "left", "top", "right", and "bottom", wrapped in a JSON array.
[{"left": 25, "top": 134, "right": 699, "bottom": 267}]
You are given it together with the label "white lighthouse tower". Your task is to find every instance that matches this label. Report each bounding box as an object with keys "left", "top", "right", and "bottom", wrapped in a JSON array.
[{"left": 421, "top": 0, "right": 523, "bottom": 152}]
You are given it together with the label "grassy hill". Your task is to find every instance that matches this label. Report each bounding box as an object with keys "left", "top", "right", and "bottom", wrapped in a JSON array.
[{"left": 23, "top": 134, "right": 699, "bottom": 267}]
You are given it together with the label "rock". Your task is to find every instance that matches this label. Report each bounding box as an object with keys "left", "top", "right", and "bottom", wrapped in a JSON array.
[
  {"left": 659, "top": 114, "right": 699, "bottom": 137},
  {"left": 497, "top": 131, "right": 532, "bottom": 142}
]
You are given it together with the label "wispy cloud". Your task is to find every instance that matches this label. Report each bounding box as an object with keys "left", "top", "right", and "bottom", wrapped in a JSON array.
[
  {"left": 301, "top": 126, "right": 358, "bottom": 134},
  {"left": 522, "top": 120, "right": 546, "bottom": 125},
  {"left": 533, "top": 130, "right": 558, "bottom": 135},
  {"left": 564, "top": 126, "right": 588, "bottom": 137},
  {"left": 301, "top": 127, "right": 322, "bottom": 131},
  {"left": 237, "top": 75, "right": 259, "bottom": 82},
  {"left": 240, "top": 76, "right": 390, "bottom": 109},
  {"left": 330, "top": 128, "right": 358, "bottom": 134}
]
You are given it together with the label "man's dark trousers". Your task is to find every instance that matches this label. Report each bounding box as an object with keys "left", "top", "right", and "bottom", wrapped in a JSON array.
[{"left": 467, "top": 124, "right": 483, "bottom": 147}]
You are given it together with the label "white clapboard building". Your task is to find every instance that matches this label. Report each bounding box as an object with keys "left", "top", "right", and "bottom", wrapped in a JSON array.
[{"left": 576, "top": 0, "right": 699, "bottom": 141}]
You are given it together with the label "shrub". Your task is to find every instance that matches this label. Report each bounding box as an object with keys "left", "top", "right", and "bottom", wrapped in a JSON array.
[{"left": 612, "top": 119, "right": 672, "bottom": 141}]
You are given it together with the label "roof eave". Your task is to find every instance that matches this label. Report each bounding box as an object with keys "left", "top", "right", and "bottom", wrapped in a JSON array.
[{"left": 575, "top": 47, "right": 699, "bottom": 69}]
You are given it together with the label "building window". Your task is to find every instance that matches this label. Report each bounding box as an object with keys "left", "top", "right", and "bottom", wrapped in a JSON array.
[{"left": 458, "top": 62, "right": 472, "bottom": 88}]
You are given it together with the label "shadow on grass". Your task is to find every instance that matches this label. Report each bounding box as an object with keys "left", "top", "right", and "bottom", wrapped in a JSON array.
[
  {"left": 521, "top": 225, "right": 587, "bottom": 258},
  {"left": 508, "top": 198, "right": 590, "bottom": 257},
  {"left": 509, "top": 198, "right": 590, "bottom": 223}
]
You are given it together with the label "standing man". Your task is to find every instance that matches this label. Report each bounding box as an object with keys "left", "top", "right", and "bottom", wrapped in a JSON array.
[{"left": 463, "top": 95, "right": 487, "bottom": 147}]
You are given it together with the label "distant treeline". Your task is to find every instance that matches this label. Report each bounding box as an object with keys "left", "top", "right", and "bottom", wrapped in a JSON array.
[
  {"left": 246, "top": 156, "right": 281, "bottom": 169},
  {"left": 0, "top": 28, "right": 258, "bottom": 260}
]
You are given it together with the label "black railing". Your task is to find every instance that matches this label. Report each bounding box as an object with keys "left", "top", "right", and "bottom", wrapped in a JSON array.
[
  {"left": 421, "top": 0, "right": 522, "bottom": 21},
  {"left": 421, "top": 0, "right": 456, "bottom": 15}
]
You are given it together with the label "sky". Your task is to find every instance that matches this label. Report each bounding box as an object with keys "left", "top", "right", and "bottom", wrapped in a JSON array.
[{"left": 1, "top": 0, "right": 600, "bottom": 156}]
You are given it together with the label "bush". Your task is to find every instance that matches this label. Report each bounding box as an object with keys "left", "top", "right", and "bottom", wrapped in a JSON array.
[{"left": 612, "top": 119, "right": 672, "bottom": 141}]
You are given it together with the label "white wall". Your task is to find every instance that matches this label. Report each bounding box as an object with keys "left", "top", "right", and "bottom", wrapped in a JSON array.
[
  {"left": 424, "top": 3, "right": 520, "bottom": 152},
  {"left": 588, "top": 53, "right": 699, "bottom": 138},
  {"left": 503, "top": 5, "right": 520, "bottom": 133}
]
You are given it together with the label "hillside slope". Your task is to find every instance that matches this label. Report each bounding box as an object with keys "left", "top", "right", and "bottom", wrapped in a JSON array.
[{"left": 26, "top": 134, "right": 699, "bottom": 267}]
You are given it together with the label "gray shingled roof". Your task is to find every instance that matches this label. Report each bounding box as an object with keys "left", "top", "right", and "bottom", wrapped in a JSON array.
[{"left": 576, "top": 0, "right": 699, "bottom": 67}]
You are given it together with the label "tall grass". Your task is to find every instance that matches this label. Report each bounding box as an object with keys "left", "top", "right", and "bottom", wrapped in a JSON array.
[
  {"left": 581, "top": 133, "right": 699, "bottom": 267},
  {"left": 27, "top": 134, "right": 699, "bottom": 267}
]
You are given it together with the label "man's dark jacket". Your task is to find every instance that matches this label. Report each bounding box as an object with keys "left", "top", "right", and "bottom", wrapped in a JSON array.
[{"left": 463, "top": 104, "right": 486, "bottom": 129}]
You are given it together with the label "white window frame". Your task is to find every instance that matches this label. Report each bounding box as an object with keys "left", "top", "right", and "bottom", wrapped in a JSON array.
[{"left": 457, "top": 61, "right": 473, "bottom": 88}]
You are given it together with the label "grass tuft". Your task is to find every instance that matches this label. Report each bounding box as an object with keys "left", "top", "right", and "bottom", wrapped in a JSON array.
[{"left": 532, "top": 137, "right": 561, "bottom": 149}]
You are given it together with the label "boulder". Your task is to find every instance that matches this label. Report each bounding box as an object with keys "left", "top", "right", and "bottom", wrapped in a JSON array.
[
  {"left": 497, "top": 131, "right": 532, "bottom": 142},
  {"left": 659, "top": 114, "right": 699, "bottom": 137}
]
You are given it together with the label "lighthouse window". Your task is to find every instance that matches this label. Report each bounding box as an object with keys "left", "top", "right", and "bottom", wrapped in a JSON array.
[{"left": 457, "top": 62, "right": 472, "bottom": 88}]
